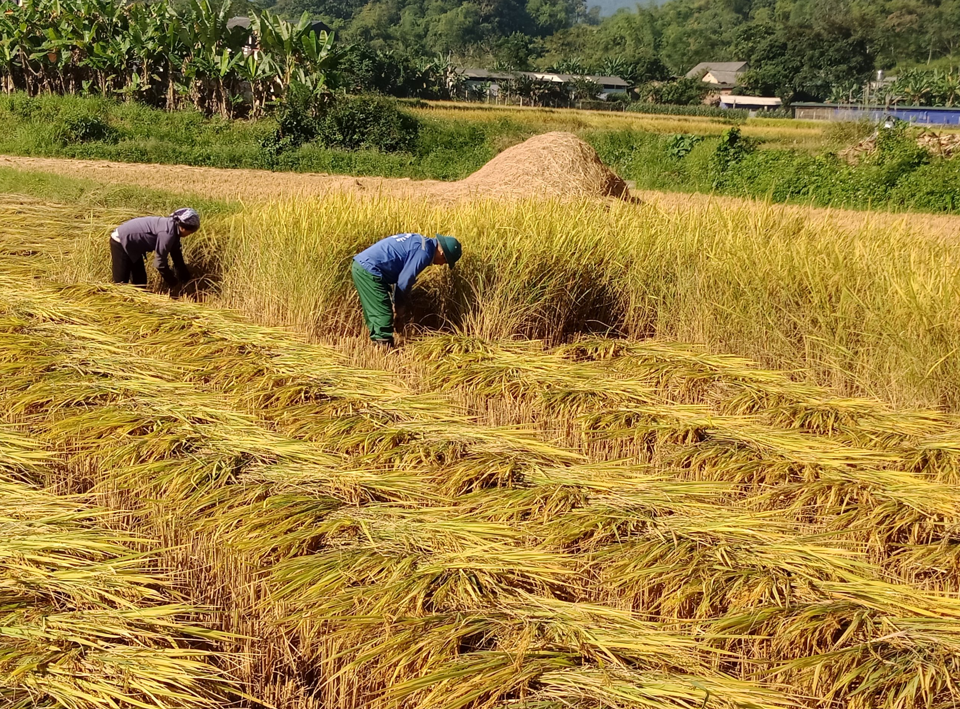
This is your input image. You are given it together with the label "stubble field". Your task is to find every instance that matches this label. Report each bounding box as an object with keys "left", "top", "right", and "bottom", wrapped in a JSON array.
[{"left": 3, "top": 154, "right": 960, "bottom": 709}]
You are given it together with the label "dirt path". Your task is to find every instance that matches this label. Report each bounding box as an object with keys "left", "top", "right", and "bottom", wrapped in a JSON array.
[{"left": 1, "top": 153, "right": 958, "bottom": 242}]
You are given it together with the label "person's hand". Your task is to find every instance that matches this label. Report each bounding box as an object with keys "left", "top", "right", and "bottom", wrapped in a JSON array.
[
  {"left": 394, "top": 305, "right": 409, "bottom": 330},
  {"left": 173, "top": 278, "right": 202, "bottom": 301}
]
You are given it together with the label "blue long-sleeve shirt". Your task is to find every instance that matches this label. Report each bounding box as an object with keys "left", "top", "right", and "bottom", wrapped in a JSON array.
[
  {"left": 353, "top": 233, "right": 437, "bottom": 307},
  {"left": 115, "top": 216, "right": 190, "bottom": 286}
]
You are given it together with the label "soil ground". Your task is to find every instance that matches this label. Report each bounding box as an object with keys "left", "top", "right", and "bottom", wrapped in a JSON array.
[{"left": 1, "top": 153, "right": 958, "bottom": 242}]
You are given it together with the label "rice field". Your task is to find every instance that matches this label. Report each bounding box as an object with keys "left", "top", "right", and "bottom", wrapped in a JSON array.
[
  {"left": 3, "top": 181, "right": 960, "bottom": 708},
  {"left": 409, "top": 102, "right": 831, "bottom": 150},
  {"left": 49, "top": 189, "right": 960, "bottom": 409}
]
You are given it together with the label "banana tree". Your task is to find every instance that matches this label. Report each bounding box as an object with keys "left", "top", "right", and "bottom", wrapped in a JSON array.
[
  {"left": 295, "top": 26, "right": 333, "bottom": 93},
  {"left": 236, "top": 50, "right": 276, "bottom": 116},
  {"left": 940, "top": 70, "right": 960, "bottom": 107},
  {"left": 0, "top": 0, "right": 336, "bottom": 112},
  {"left": 0, "top": 12, "right": 22, "bottom": 93},
  {"left": 894, "top": 69, "right": 936, "bottom": 106}
]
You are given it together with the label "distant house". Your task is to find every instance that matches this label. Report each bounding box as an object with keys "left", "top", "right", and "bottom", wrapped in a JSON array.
[
  {"left": 685, "top": 61, "right": 749, "bottom": 90},
  {"left": 719, "top": 95, "right": 782, "bottom": 113},
  {"left": 458, "top": 69, "right": 630, "bottom": 101},
  {"left": 459, "top": 69, "right": 520, "bottom": 99},
  {"left": 537, "top": 73, "right": 631, "bottom": 99}
]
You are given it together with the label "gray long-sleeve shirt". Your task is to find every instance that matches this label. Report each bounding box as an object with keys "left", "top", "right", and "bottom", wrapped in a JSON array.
[{"left": 115, "top": 216, "right": 190, "bottom": 286}]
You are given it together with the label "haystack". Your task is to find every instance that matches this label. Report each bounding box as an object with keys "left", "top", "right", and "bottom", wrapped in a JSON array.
[
  {"left": 839, "top": 130, "right": 960, "bottom": 164},
  {"left": 458, "top": 132, "right": 630, "bottom": 200}
]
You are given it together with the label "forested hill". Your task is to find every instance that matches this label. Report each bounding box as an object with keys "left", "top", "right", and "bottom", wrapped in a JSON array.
[{"left": 255, "top": 0, "right": 960, "bottom": 102}]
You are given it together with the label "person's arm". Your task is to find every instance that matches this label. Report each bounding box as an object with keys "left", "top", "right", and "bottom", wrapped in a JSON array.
[
  {"left": 153, "top": 222, "right": 184, "bottom": 288},
  {"left": 393, "top": 249, "right": 433, "bottom": 310},
  {"left": 169, "top": 239, "right": 191, "bottom": 283}
]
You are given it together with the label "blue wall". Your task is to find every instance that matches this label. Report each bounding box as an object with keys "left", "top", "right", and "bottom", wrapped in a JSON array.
[{"left": 795, "top": 104, "right": 960, "bottom": 126}]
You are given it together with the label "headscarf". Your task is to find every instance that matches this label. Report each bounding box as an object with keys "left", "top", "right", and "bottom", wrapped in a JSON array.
[{"left": 170, "top": 207, "right": 200, "bottom": 231}]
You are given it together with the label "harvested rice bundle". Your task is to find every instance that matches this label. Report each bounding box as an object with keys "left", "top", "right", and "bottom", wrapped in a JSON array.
[{"left": 0, "top": 479, "right": 235, "bottom": 709}]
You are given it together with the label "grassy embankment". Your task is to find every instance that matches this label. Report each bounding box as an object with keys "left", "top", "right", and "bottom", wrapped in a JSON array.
[
  {"left": 3, "top": 93, "right": 960, "bottom": 213},
  {"left": 4, "top": 171, "right": 960, "bottom": 709}
]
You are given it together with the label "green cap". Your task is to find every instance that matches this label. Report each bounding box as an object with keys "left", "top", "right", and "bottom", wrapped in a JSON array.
[{"left": 436, "top": 234, "right": 462, "bottom": 269}]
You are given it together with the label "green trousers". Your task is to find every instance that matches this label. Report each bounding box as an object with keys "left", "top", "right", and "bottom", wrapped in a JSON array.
[{"left": 351, "top": 261, "right": 394, "bottom": 343}]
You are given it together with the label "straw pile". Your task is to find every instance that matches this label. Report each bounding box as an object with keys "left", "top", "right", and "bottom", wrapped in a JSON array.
[
  {"left": 458, "top": 131, "right": 630, "bottom": 199},
  {"left": 839, "top": 129, "right": 960, "bottom": 163},
  {"left": 917, "top": 130, "right": 960, "bottom": 157}
]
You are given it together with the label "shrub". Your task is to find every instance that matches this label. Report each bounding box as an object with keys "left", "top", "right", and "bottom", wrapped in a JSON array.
[
  {"left": 666, "top": 134, "right": 704, "bottom": 160},
  {"left": 659, "top": 77, "right": 711, "bottom": 106},
  {"left": 711, "top": 127, "right": 757, "bottom": 186},
  {"left": 889, "top": 159, "right": 960, "bottom": 213},
  {"left": 636, "top": 77, "right": 712, "bottom": 106},
  {"left": 51, "top": 108, "right": 114, "bottom": 145},
  {"left": 7, "top": 94, "right": 118, "bottom": 146},
  {"left": 0, "top": 92, "right": 40, "bottom": 119},
  {"left": 260, "top": 83, "right": 327, "bottom": 156},
  {"left": 316, "top": 94, "right": 421, "bottom": 153},
  {"left": 627, "top": 102, "right": 748, "bottom": 121}
]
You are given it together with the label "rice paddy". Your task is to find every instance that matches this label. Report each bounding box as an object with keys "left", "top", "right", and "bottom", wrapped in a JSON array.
[{"left": 2, "top": 175, "right": 960, "bottom": 709}]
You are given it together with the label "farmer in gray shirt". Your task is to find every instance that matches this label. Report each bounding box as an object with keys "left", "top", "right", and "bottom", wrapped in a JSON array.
[{"left": 110, "top": 208, "right": 200, "bottom": 289}]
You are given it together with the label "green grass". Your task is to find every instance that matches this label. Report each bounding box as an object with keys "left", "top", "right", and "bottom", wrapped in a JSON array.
[{"left": 5, "top": 91, "right": 960, "bottom": 214}]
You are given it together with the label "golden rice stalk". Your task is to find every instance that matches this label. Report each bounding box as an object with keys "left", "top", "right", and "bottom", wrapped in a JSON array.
[
  {"left": 591, "top": 510, "right": 868, "bottom": 619},
  {"left": 0, "top": 478, "right": 237, "bottom": 709},
  {"left": 533, "top": 667, "right": 793, "bottom": 709}
]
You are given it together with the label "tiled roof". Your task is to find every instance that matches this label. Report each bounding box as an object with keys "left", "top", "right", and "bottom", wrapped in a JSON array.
[{"left": 685, "top": 61, "right": 749, "bottom": 83}]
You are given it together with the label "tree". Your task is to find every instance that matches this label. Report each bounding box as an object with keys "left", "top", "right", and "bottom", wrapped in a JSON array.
[
  {"left": 426, "top": 2, "right": 483, "bottom": 53},
  {"left": 655, "top": 0, "right": 743, "bottom": 72},
  {"left": 347, "top": 0, "right": 399, "bottom": 49},
  {"left": 569, "top": 75, "right": 600, "bottom": 100},
  {"left": 925, "top": 0, "right": 960, "bottom": 61},
  {"left": 268, "top": 0, "right": 366, "bottom": 21},
  {"left": 526, "top": 0, "right": 583, "bottom": 36},
  {"left": 584, "top": 8, "right": 661, "bottom": 69},
  {"left": 493, "top": 32, "right": 538, "bottom": 69},
  {"left": 734, "top": 6, "right": 873, "bottom": 104}
]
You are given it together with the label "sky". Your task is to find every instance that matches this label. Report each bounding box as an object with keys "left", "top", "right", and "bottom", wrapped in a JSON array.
[{"left": 592, "top": 0, "right": 667, "bottom": 15}]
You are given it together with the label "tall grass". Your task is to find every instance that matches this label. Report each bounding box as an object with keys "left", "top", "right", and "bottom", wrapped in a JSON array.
[
  {"left": 8, "top": 187, "right": 960, "bottom": 707},
  {"left": 65, "top": 192, "right": 960, "bottom": 411}
]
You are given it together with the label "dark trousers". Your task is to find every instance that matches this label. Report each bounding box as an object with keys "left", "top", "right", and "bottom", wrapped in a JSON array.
[{"left": 110, "top": 238, "right": 147, "bottom": 286}]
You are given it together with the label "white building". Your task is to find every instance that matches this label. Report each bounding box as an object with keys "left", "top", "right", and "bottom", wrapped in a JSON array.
[
  {"left": 718, "top": 95, "right": 782, "bottom": 114},
  {"left": 685, "top": 61, "right": 750, "bottom": 91},
  {"left": 458, "top": 69, "right": 630, "bottom": 101}
]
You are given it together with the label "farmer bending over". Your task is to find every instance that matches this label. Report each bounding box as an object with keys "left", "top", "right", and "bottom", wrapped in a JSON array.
[
  {"left": 110, "top": 208, "right": 199, "bottom": 291},
  {"left": 352, "top": 233, "right": 462, "bottom": 347}
]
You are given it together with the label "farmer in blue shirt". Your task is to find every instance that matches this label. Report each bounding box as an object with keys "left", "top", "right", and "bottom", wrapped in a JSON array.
[{"left": 352, "top": 233, "right": 462, "bottom": 347}]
